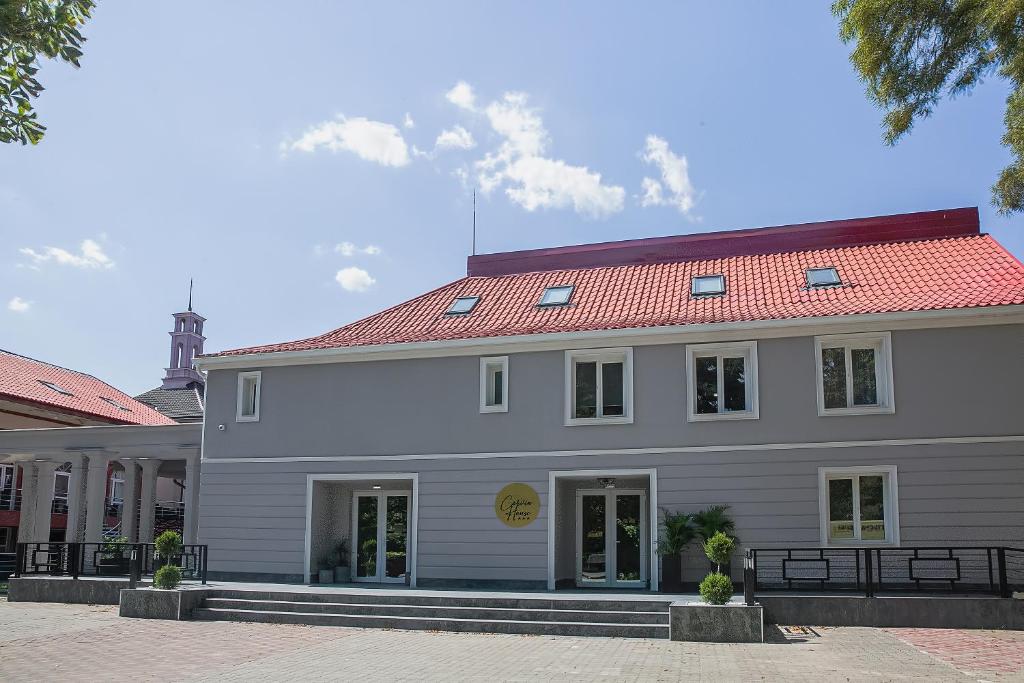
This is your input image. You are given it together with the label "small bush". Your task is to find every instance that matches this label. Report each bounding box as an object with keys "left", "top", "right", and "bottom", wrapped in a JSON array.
[
  {"left": 154, "top": 530, "right": 182, "bottom": 559},
  {"left": 703, "top": 531, "right": 735, "bottom": 570},
  {"left": 154, "top": 564, "right": 182, "bottom": 590},
  {"left": 699, "top": 571, "right": 733, "bottom": 605}
]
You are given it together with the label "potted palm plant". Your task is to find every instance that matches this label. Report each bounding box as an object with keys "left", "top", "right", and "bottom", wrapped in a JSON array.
[
  {"left": 657, "top": 510, "right": 696, "bottom": 593},
  {"left": 318, "top": 553, "right": 337, "bottom": 584},
  {"left": 333, "top": 538, "right": 350, "bottom": 584},
  {"left": 694, "top": 505, "right": 736, "bottom": 571}
]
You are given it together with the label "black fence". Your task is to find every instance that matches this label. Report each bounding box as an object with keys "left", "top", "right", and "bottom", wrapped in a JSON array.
[
  {"left": 747, "top": 546, "right": 1024, "bottom": 598},
  {"left": 0, "top": 552, "right": 14, "bottom": 582},
  {"left": 13, "top": 542, "right": 207, "bottom": 584}
]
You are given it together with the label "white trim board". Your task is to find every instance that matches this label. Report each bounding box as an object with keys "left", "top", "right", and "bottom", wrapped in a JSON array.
[
  {"left": 303, "top": 473, "right": 419, "bottom": 587},
  {"left": 206, "top": 434, "right": 1024, "bottom": 465},
  {"left": 193, "top": 305, "right": 1024, "bottom": 371}
]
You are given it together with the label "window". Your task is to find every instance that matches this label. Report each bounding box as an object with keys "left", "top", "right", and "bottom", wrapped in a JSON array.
[
  {"left": 539, "top": 285, "right": 574, "bottom": 307},
  {"left": 686, "top": 341, "right": 758, "bottom": 421},
  {"left": 691, "top": 275, "right": 725, "bottom": 297},
  {"left": 480, "top": 356, "right": 509, "bottom": 413},
  {"left": 38, "top": 380, "right": 73, "bottom": 396},
  {"left": 819, "top": 466, "right": 899, "bottom": 545},
  {"left": 446, "top": 296, "right": 479, "bottom": 315},
  {"left": 53, "top": 465, "right": 70, "bottom": 513},
  {"left": 806, "top": 267, "right": 841, "bottom": 288},
  {"left": 109, "top": 471, "right": 124, "bottom": 504},
  {"left": 565, "top": 348, "right": 633, "bottom": 425},
  {"left": 236, "top": 371, "right": 262, "bottom": 422},
  {"left": 814, "top": 332, "right": 894, "bottom": 416},
  {"left": 100, "top": 397, "right": 131, "bottom": 412}
]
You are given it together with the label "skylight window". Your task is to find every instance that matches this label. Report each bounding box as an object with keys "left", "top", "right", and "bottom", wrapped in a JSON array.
[
  {"left": 806, "top": 267, "right": 842, "bottom": 288},
  {"left": 691, "top": 275, "right": 725, "bottom": 297},
  {"left": 446, "top": 296, "right": 480, "bottom": 315},
  {"left": 38, "top": 380, "right": 73, "bottom": 396},
  {"left": 100, "top": 397, "right": 131, "bottom": 412},
  {"left": 538, "top": 285, "right": 574, "bottom": 307}
]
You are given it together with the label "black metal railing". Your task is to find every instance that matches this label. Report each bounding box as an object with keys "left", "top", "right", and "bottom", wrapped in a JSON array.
[
  {"left": 747, "top": 546, "right": 1024, "bottom": 598},
  {"left": 13, "top": 542, "right": 207, "bottom": 584},
  {"left": 0, "top": 552, "right": 15, "bottom": 582}
]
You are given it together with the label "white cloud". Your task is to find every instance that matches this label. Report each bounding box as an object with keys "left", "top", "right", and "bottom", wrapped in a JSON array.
[
  {"left": 445, "top": 81, "right": 476, "bottom": 111},
  {"left": 434, "top": 126, "right": 476, "bottom": 151},
  {"left": 19, "top": 238, "right": 114, "bottom": 269},
  {"left": 288, "top": 116, "right": 410, "bottom": 167},
  {"left": 335, "top": 242, "right": 382, "bottom": 257},
  {"left": 474, "top": 91, "right": 624, "bottom": 218},
  {"left": 7, "top": 296, "right": 30, "bottom": 312},
  {"left": 639, "top": 135, "right": 698, "bottom": 217},
  {"left": 403, "top": 112, "right": 415, "bottom": 129},
  {"left": 335, "top": 267, "right": 376, "bottom": 292}
]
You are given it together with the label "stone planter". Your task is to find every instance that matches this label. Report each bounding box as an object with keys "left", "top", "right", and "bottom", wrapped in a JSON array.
[
  {"left": 669, "top": 601, "right": 763, "bottom": 643},
  {"left": 317, "top": 569, "right": 334, "bottom": 584},
  {"left": 333, "top": 565, "right": 351, "bottom": 583},
  {"left": 660, "top": 555, "right": 682, "bottom": 593}
]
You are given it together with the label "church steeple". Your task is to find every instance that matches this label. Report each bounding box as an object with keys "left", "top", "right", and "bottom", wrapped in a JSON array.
[{"left": 162, "top": 284, "right": 206, "bottom": 389}]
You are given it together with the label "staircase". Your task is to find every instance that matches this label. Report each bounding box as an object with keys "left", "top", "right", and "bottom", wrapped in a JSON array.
[{"left": 192, "top": 588, "right": 671, "bottom": 639}]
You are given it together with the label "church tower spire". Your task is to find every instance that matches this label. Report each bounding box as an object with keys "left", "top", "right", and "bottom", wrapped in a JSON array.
[{"left": 162, "top": 285, "right": 206, "bottom": 389}]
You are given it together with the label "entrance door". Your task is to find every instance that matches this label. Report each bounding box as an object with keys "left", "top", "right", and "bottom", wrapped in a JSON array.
[
  {"left": 576, "top": 489, "right": 646, "bottom": 588},
  {"left": 352, "top": 491, "right": 410, "bottom": 583}
]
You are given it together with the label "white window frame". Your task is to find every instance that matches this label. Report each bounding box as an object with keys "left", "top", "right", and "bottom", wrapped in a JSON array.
[
  {"left": 564, "top": 348, "right": 634, "bottom": 426},
  {"left": 814, "top": 332, "right": 895, "bottom": 416},
  {"left": 685, "top": 340, "right": 759, "bottom": 422},
  {"left": 479, "top": 356, "right": 509, "bottom": 413},
  {"left": 818, "top": 465, "right": 900, "bottom": 546},
  {"left": 236, "top": 370, "right": 262, "bottom": 422}
]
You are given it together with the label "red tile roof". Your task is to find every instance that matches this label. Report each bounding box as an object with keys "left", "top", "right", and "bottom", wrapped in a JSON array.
[
  {"left": 209, "top": 208, "right": 1024, "bottom": 358},
  {"left": 0, "top": 350, "right": 176, "bottom": 425}
]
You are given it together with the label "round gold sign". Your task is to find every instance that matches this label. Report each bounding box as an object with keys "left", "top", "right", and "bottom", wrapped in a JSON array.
[{"left": 494, "top": 483, "right": 540, "bottom": 528}]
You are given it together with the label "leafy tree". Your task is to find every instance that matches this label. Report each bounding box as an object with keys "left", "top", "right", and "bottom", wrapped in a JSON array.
[
  {"left": 693, "top": 504, "right": 736, "bottom": 542},
  {"left": 0, "top": 0, "right": 94, "bottom": 145},
  {"left": 833, "top": 0, "right": 1024, "bottom": 214}
]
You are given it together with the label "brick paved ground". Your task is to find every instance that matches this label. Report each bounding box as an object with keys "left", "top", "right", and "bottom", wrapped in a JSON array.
[
  {"left": 0, "top": 601, "right": 1020, "bottom": 681},
  {"left": 888, "top": 628, "right": 1024, "bottom": 682}
]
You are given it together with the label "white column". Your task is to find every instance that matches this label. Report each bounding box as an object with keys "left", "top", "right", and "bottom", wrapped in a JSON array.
[
  {"left": 84, "top": 454, "right": 113, "bottom": 543},
  {"left": 16, "top": 463, "right": 38, "bottom": 543},
  {"left": 183, "top": 454, "right": 201, "bottom": 545},
  {"left": 33, "top": 461, "right": 60, "bottom": 543},
  {"left": 119, "top": 460, "right": 140, "bottom": 543},
  {"left": 64, "top": 456, "right": 87, "bottom": 543},
  {"left": 138, "top": 459, "right": 160, "bottom": 543}
]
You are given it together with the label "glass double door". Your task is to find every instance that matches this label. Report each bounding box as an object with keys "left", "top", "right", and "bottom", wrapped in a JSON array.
[
  {"left": 352, "top": 491, "right": 409, "bottom": 583},
  {"left": 576, "top": 489, "right": 647, "bottom": 588}
]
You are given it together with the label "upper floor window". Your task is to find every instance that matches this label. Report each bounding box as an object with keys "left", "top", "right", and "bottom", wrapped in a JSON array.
[
  {"left": 446, "top": 296, "right": 480, "bottom": 315},
  {"left": 565, "top": 348, "right": 633, "bottom": 426},
  {"left": 814, "top": 332, "right": 894, "bottom": 416},
  {"left": 480, "top": 356, "right": 509, "bottom": 413},
  {"left": 236, "top": 371, "right": 262, "bottom": 422},
  {"left": 686, "top": 341, "right": 759, "bottom": 421},
  {"left": 539, "top": 285, "right": 574, "bottom": 307},
  {"left": 806, "top": 267, "right": 841, "bottom": 288},
  {"left": 819, "top": 466, "right": 899, "bottom": 545},
  {"left": 691, "top": 275, "right": 725, "bottom": 297}
]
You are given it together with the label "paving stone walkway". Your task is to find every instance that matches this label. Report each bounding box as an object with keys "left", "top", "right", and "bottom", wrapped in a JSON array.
[{"left": 0, "top": 601, "right": 1021, "bottom": 681}]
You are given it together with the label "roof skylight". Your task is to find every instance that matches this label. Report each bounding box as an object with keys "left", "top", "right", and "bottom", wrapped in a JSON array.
[
  {"left": 538, "top": 285, "right": 574, "bottom": 307},
  {"left": 100, "top": 397, "right": 131, "bottom": 412},
  {"left": 38, "top": 380, "right": 73, "bottom": 396},
  {"left": 806, "top": 267, "right": 842, "bottom": 288},
  {"left": 446, "top": 296, "right": 480, "bottom": 315},
  {"left": 691, "top": 275, "right": 725, "bottom": 297}
]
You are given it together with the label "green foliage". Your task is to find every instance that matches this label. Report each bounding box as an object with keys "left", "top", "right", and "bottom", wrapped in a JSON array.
[
  {"left": 101, "top": 535, "right": 127, "bottom": 557},
  {"left": 657, "top": 509, "right": 697, "bottom": 556},
  {"left": 335, "top": 538, "right": 350, "bottom": 567},
  {"left": 154, "top": 564, "right": 182, "bottom": 590},
  {"left": 703, "top": 531, "right": 736, "bottom": 571},
  {"left": 698, "top": 571, "right": 734, "bottom": 605},
  {"left": 834, "top": 0, "right": 1024, "bottom": 214},
  {"left": 320, "top": 552, "right": 338, "bottom": 570},
  {"left": 154, "top": 530, "right": 182, "bottom": 559},
  {"left": 0, "top": 0, "right": 94, "bottom": 144},
  {"left": 693, "top": 505, "right": 736, "bottom": 542}
]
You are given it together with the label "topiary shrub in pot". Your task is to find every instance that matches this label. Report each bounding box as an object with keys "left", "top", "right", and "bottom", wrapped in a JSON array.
[
  {"left": 154, "top": 564, "right": 182, "bottom": 590},
  {"left": 319, "top": 552, "right": 338, "bottom": 584},
  {"left": 698, "top": 531, "right": 736, "bottom": 605},
  {"left": 333, "top": 538, "right": 351, "bottom": 584},
  {"left": 657, "top": 510, "right": 696, "bottom": 593}
]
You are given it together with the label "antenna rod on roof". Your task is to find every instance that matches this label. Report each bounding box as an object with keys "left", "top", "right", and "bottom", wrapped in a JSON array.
[
  {"left": 472, "top": 189, "right": 477, "bottom": 256},
  {"left": 188, "top": 278, "right": 193, "bottom": 312}
]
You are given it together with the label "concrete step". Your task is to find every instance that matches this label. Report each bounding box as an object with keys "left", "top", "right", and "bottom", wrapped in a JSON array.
[
  {"left": 202, "top": 597, "right": 669, "bottom": 624},
  {"left": 193, "top": 606, "right": 670, "bottom": 639}
]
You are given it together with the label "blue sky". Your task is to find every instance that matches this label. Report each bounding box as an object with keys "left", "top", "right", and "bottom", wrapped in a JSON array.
[{"left": 1, "top": 2, "right": 1019, "bottom": 396}]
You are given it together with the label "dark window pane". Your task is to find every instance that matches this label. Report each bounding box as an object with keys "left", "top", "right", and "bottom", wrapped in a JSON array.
[
  {"left": 821, "top": 347, "right": 847, "bottom": 409},
  {"left": 851, "top": 348, "right": 878, "bottom": 406},
  {"left": 491, "top": 369, "right": 504, "bottom": 406},
  {"left": 385, "top": 495, "right": 408, "bottom": 579},
  {"left": 828, "top": 478, "right": 854, "bottom": 540},
  {"left": 615, "top": 494, "right": 642, "bottom": 581},
  {"left": 722, "top": 356, "right": 746, "bottom": 411},
  {"left": 695, "top": 356, "right": 718, "bottom": 414},
  {"left": 574, "top": 361, "right": 597, "bottom": 418},
  {"left": 356, "top": 496, "right": 378, "bottom": 578},
  {"left": 601, "top": 362, "right": 624, "bottom": 416},
  {"left": 859, "top": 476, "right": 885, "bottom": 540},
  {"left": 580, "top": 495, "right": 606, "bottom": 581}
]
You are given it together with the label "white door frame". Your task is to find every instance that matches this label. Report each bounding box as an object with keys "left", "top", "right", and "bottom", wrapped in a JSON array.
[
  {"left": 547, "top": 468, "right": 658, "bottom": 592},
  {"left": 351, "top": 489, "right": 411, "bottom": 584},
  {"left": 303, "top": 473, "right": 419, "bottom": 586},
  {"left": 575, "top": 488, "right": 647, "bottom": 588}
]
